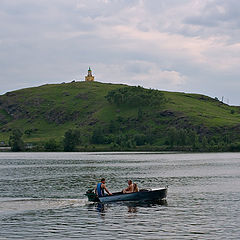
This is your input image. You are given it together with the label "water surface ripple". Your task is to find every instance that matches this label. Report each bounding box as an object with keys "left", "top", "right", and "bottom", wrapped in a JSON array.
[{"left": 0, "top": 152, "right": 239, "bottom": 239}]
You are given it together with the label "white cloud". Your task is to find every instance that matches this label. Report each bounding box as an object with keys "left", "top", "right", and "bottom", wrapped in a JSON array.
[{"left": 93, "top": 60, "right": 187, "bottom": 92}]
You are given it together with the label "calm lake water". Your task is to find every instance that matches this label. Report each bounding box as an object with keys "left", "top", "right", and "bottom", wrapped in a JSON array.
[{"left": 0, "top": 152, "right": 239, "bottom": 239}]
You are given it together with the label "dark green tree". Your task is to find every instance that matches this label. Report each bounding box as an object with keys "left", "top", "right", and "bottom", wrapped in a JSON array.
[
  {"left": 63, "top": 129, "right": 81, "bottom": 151},
  {"left": 138, "top": 108, "right": 143, "bottom": 121},
  {"left": 44, "top": 139, "right": 59, "bottom": 151},
  {"left": 168, "top": 127, "right": 177, "bottom": 147},
  {"left": 91, "top": 128, "right": 105, "bottom": 144},
  {"left": 201, "top": 136, "right": 208, "bottom": 150},
  {"left": 134, "top": 134, "right": 147, "bottom": 146},
  {"left": 189, "top": 130, "right": 199, "bottom": 149},
  {"left": 106, "top": 86, "right": 165, "bottom": 107},
  {"left": 223, "top": 134, "right": 231, "bottom": 144},
  {"left": 9, "top": 129, "right": 25, "bottom": 152},
  {"left": 177, "top": 129, "right": 187, "bottom": 146},
  {"left": 109, "top": 120, "right": 118, "bottom": 133}
]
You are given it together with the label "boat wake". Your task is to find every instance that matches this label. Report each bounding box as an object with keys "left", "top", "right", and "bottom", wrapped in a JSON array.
[{"left": 0, "top": 197, "right": 89, "bottom": 215}]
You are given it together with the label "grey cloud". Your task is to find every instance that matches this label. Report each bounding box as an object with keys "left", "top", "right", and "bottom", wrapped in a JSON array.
[
  {"left": 0, "top": 0, "right": 240, "bottom": 105},
  {"left": 184, "top": 0, "right": 240, "bottom": 31}
]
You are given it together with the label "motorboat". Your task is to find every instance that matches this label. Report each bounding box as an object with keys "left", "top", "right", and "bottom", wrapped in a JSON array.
[{"left": 85, "top": 187, "right": 167, "bottom": 203}]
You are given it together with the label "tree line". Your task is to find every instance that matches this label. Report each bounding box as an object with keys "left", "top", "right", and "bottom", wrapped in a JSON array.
[
  {"left": 106, "top": 86, "right": 166, "bottom": 107},
  {"left": 8, "top": 126, "right": 240, "bottom": 152}
]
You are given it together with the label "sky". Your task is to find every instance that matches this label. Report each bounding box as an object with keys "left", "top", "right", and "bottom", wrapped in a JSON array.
[{"left": 1, "top": 0, "right": 240, "bottom": 105}]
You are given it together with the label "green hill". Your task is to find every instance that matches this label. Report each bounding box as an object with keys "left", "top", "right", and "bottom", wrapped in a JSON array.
[{"left": 0, "top": 81, "right": 240, "bottom": 151}]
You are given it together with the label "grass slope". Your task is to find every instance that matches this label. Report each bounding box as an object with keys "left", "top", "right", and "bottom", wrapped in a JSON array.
[{"left": 0, "top": 81, "right": 239, "bottom": 149}]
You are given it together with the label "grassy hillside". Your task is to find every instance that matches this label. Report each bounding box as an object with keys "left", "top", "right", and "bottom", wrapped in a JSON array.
[{"left": 0, "top": 81, "right": 240, "bottom": 151}]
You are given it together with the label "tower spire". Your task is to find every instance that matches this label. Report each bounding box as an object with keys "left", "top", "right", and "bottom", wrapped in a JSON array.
[{"left": 85, "top": 67, "right": 95, "bottom": 81}]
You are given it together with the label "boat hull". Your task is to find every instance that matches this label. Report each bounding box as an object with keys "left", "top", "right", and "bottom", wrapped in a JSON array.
[{"left": 98, "top": 188, "right": 167, "bottom": 203}]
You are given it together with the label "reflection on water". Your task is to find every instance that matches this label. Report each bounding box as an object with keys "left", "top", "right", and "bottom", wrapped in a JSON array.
[
  {"left": 94, "top": 200, "right": 168, "bottom": 215},
  {"left": 96, "top": 203, "right": 105, "bottom": 213},
  {"left": 127, "top": 206, "right": 137, "bottom": 213},
  {"left": 0, "top": 152, "right": 240, "bottom": 239},
  {"left": 96, "top": 203, "right": 106, "bottom": 219}
]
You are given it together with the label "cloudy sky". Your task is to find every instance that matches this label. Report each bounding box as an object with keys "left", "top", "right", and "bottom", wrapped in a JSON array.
[{"left": 1, "top": 0, "right": 240, "bottom": 105}]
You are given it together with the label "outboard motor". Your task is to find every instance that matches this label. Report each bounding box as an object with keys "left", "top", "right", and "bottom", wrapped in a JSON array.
[{"left": 85, "top": 189, "right": 99, "bottom": 202}]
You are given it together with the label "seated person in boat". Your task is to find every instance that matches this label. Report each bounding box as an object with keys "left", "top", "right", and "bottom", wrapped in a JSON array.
[
  {"left": 133, "top": 183, "right": 139, "bottom": 192},
  {"left": 123, "top": 180, "right": 134, "bottom": 193},
  {"left": 95, "top": 178, "right": 112, "bottom": 197}
]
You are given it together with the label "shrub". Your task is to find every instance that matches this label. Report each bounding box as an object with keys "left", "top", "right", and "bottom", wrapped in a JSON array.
[
  {"left": 106, "top": 86, "right": 165, "bottom": 107},
  {"left": 134, "top": 134, "right": 147, "bottom": 146},
  {"left": 91, "top": 128, "right": 106, "bottom": 144},
  {"left": 44, "top": 139, "right": 59, "bottom": 151},
  {"left": 63, "top": 129, "right": 81, "bottom": 151},
  {"left": 9, "top": 129, "right": 25, "bottom": 152}
]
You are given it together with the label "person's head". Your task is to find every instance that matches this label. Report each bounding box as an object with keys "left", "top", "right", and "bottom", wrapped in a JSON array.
[
  {"left": 128, "top": 180, "right": 132, "bottom": 185},
  {"left": 101, "top": 178, "right": 106, "bottom": 184},
  {"left": 133, "top": 183, "right": 138, "bottom": 191}
]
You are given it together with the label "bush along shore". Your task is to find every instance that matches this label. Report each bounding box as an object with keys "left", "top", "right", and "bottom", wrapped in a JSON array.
[{"left": 5, "top": 127, "right": 240, "bottom": 152}]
